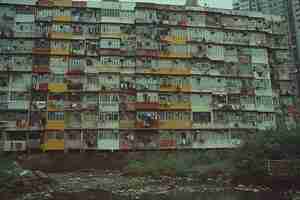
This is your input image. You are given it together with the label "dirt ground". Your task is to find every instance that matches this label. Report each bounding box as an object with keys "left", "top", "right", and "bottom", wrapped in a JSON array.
[{"left": 17, "top": 151, "right": 131, "bottom": 172}]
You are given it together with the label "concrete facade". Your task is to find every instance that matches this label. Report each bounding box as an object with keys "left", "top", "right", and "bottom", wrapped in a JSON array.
[{"left": 0, "top": 0, "right": 296, "bottom": 152}]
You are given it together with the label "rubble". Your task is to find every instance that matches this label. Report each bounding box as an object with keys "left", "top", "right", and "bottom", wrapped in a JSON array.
[{"left": 0, "top": 164, "right": 294, "bottom": 200}]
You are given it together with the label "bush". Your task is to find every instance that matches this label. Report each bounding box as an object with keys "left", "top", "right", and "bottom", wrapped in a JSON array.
[
  {"left": 125, "top": 151, "right": 230, "bottom": 177},
  {"left": 232, "top": 126, "right": 300, "bottom": 177}
]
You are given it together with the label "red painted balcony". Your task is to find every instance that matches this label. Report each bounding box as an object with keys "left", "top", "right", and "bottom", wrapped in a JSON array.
[
  {"left": 136, "top": 49, "right": 159, "bottom": 57},
  {"left": 32, "top": 66, "right": 50, "bottom": 74},
  {"left": 72, "top": 1, "right": 87, "bottom": 7},
  {"left": 33, "top": 83, "right": 48, "bottom": 92},
  {"left": 135, "top": 102, "right": 160, "bottom": 110},
  {"left": 66, "top": 69, "right": 83, "bottom": 76}
]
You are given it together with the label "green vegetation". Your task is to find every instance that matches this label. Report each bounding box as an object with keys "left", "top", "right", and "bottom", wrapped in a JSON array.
[
  {"left": 233, "top": 125, "right": 300, "bottom": 177},
  {"left": 126, "top": 126, "right": 300, "bottom": 179},
  {"left": 0, "top": 155, "right": 19, "bottom": 191},
  {"left": 125, "top": 151, "right": 232, "bottom": 177}
]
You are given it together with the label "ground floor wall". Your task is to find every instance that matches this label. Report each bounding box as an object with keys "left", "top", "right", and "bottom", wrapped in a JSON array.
[{"left": 1, "top": 129, "right": 246, "bottom": 151}]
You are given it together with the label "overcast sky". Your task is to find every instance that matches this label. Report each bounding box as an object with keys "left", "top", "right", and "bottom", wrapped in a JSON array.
[{"left": 122, "top": 0, "right": 233, "bottom": 9}]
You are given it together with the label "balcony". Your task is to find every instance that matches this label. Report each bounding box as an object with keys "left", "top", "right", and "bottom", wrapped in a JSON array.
[
  {"left": 7, "top": 101, "right": 29, "bottom": 110},
  {"left": 136, "top": 120, "right": 159, "bottom": 129},
  {"left": 98, "top": 49, "right": 121, "bottom": 56},
  {"left": 8, "top": 65, "right": 32, "bottom": 72},
  {"left": 136, "top": 49, "right": 159, "bottom": 57},
  {"left": 81, "top": 113, "right": 97, "bottom": 129},
  {"left": 100, "top": 17, "right": 122, "bottom": 24},
  {"left": 160, "top": 120, "right": 192, "bottom": 129},
  {"left": 97, "top": 121, "right": 119, "bottom": 129},
  {"left": 160, "top": 102, "right": 191, "bottom": 110},
  {"left": 96, "top": 65, "right": 120, "bottom": 73},
  {"left": 159, "top": 52, "right": 190, "bottom": 59},
  {"left": 157, "top": 68, "right": 191, "bottom": 76},
  {"left": 159, "top": 132, "right": 176, "bottom": 149},
  {"left": 32, "top": 66, "right": 50, "bottom": 74},
  {"left": 135, "top": 102, "right": 160, "bottom": 110},
  {"left": 81, "top": 121, "right": 97, "bottom": 129},
  {"left": 120, "top": 102, "right": 136, "bottom": 111},
  {"left": 42, "top": 139, "right": 64, "bottom": 151},
  {"left": 48, "top": 83, "right": 67, "bottom": 93},
  {"left": 97, "top": 138, "right": 119, "bottom": 150},
  {"left": 160, "top": 84, "right": 192, "bottom": 92},
  {"left": 82, "top": 102, "right": 98, "bottom": 111},
  {"left": 64, "top": 112, "right": 81, "bottom": 128},
  {"left": 160, "top": 36, "right": 187, "bottom": 45},
  {"left": 84, "top": 84, "right": 99, "bottom": 92},
  {"left": 256, "top": 104, "right": 274, "bottom": 112},
  {"left": 50, "top": 32, "right": 73, "bottom": 40},
  {"left": 33, "top": 83, "right": 48, "bottom": 92},
  {"left": 47, "top": 120, "right": 65, "bottom": 130},
  {"left": 98, "top": 104, "right": 119, "bottom": 112},
  {"left": 119, "top": 120, "right": 135, "bottom": 128},
  {"left": 52, "top": 0, "right": 72, "bottom": 6},
  {"left": 50, "top": 48, "right": 70, "bottom": 56},
  {"left": 32, "top": 47, "right": 50, "bottom": 55},
  {"left": 100, "top": 32, "right": 122, "bottom": 38},
  {"left": 53, "top": 16, "right": 72, "bottom": 22},
  {"left": 192, "top": 123, "right": 214, "bottom": 129}
]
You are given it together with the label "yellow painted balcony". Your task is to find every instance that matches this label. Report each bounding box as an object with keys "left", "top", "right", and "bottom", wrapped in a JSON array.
[
  {"left": 50, "top": 32, "right": 73, "bottom": 40},
  {"left": 52, "top": 0, "right": 72, "bottom": 7},
  {"left": 143, "top": 68, "right": 159, "bottom": 74},
  {"left": 47, "top": 104, "right": 64, "bottom": 112},
  {"left": 48, "top": 83, "right": 67, "bottom": 93},
  {"left": 158, "top": 68, "right": 191, "bottom": 75},
  {"left": 96, "top": 65, "right": 120, "bottom": 73},
  {"left": 43, "top": 139, "right": 65, "bottom": 151},
  {"left": 53, "top": 16, "right": 72, "bottom": 22},
  {"left": 47, "top": 120, "right": 65, "bottom": 130},
  {"left": 120, "top": 120, "right": 135, "bottom": 129},
  {"left": 160, "top": 84, "right": 192, "bottom": 92},
  {"left": 160, "top": 120, "right": 192, "bottom": 129},
  {"left": 50, "top": 48, "right": 70, "bottom": 55},
  {"left": 160, "top": 101, "right": 191, "bottom": 110},
  {"left": 161, "top": 36, "right": 187, "bottom": 44}
]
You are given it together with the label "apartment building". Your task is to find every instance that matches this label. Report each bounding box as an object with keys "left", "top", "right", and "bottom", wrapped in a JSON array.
[
  {"left": 233, "top": 0, "right": 287, "bottom": 16},
  {"left": 233, "top": 0, "right": 300, "bottom": 95},
  {"left": 0, "top": 0, "right": 296, "bottom": 152}
]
